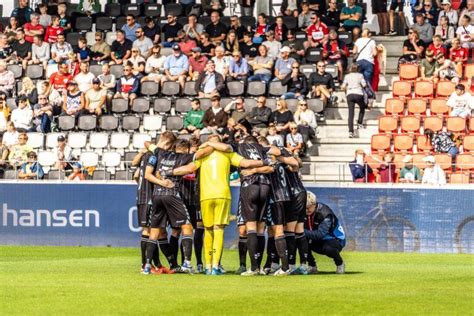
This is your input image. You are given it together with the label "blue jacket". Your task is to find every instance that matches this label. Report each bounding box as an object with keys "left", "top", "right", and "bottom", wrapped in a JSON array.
[
  {"left": 20, "top": 162, "right": 44, "bottom": 179},
  {"left": 349, "top": 160, "right": 373, "bottom": 181}
]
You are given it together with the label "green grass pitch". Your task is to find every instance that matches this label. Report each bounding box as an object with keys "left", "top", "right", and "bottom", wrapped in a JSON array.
[{"left": 1, "top": 246, "right": 473, "bottom": 315}]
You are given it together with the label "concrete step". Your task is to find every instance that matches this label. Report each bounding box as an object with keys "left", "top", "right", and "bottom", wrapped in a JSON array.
[
  {"left": 317, "top": 125, "right": 378, "bottom": 139},
  {"left": 320, "top": 119, "right": 378, "bottom": 126},
  {"left": 311, "top": 143, "right": 371, "bottom": 156},
  {"left": 315, "top": 137, "right": 370, "bottom": 144},
  {"left": 372, "top": 36, "right": 405, "bottom": 57},
  {"left": 325, "top": 107, "right": 384, "bottom": 121}
]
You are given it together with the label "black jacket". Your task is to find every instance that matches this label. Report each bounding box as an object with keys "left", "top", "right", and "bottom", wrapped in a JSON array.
[
  {"left": 247, "top": 106, "right": 272, "bottom": 128},
  {"left": 195, "top": 71, "right": 226, "bottom": 95},
  {"left": 304, "top": 202, "right": 338, "bottom": 241},
  {"left": 282, "top": 72, "right": 308, "bottom": 95}
]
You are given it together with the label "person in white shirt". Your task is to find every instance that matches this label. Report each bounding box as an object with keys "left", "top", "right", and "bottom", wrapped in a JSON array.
[
  {"left": 456, "top": 15, "right": 474, "bottom": 49},
  {"left": 29, "top": 35, "right": 50, "bottom": 69},
  {"left": 294, "top": 99, "right": 317, "bottom": 142},
  {"left": 11, "top": 96, "right": 33, "bottom": 132},
  {"left": 142, "top": 44, "right": 166, "bottom": 83},
  {"left": 421, "top": 155, "right": 447, "bottom": 185},
  {"left": 352, "top": 28, "right": 377, "bottom": 85},
  {"left": 74, "top": 61, "right": 95, "bottom": 93},
  {"left": 446, "top": 84, "right": 473, "bottom": 118},
  {"left": 53, "top": 135, "right": 73, "bottom": 170},
  {"left": 133, "top": 27, "right": 154, "bottom": 59},
  {"left": 262, "top": 31, "right": 282, "bottom": 59},
  {"left": 211, "top": 46, "right": 230, "bottom": 78},
  {"left": 0, "top": 121, "right": 19, "bottom": 164}
]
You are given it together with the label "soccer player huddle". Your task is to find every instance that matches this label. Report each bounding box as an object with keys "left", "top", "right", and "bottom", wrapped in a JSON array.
[{"left": 133, "top": 130, "right": 345, "bottom": 276}]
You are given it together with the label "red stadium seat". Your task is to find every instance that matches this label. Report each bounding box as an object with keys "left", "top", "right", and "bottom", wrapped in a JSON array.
[
  {"left": 449, "top": 172, "right": 470, "bottom": 184},
  {"left": 463, "top": 135, "right": 474, "bottom": 152},
  {"left": 414, "top": 81, "right": 434, "bottom": 98},
  {"left": 434, "top": 154, "right": 452, "bottom": 171},
  {"left": 436, "top": 81, "right": 455, "bottom": 98},
  {"left": 400, "top": 116, "right": 421, "bottom": 134},
  {"left": 366, "top": 154, "right": 383, "bottom": 170},
  {"left": 455, "top": 154, "right": 474, "bottom": 171},
  {"left": 399, "top": 64, "right": 419, "bottom": 81},
  {"left": 464, "top": 64, "right": 474, "bottom": 79},
  {"left": 446, "top": 117, "right": 467, "bottom": 133},
  {"left": 385, "top": 98, "right": 405, "bottom": 116},
  {"left": 393, "top": 134, "right": 414, "bottom": 153},
  {"left": 423, "top": 116, "right": 444, "bottom": 132},
  {"left": 407, "top": 99, "right": 427, "bottom": 116},
  {"left": 413, "top": 153, "right": 428, "bottom": 170},
  {"left": 371, "top": 134, "right": 391, "bottom": 153},
  {"left": 392, "top": 81, "right": 412, "bottom": 98},
  {"left": 379, "top": 116, "right": 398, "bottom": 134},
  {"left": 416, "top": 135, "right": 433, "bottom": 153},
  {"left": 469, "top": 118, "right": 474, "bottom": 133},
  {"left": 393, "top": 153, "right": 406, "bottom": 170},
  {"left": 430, "top": 98, "right": 449, "bottom": 117}
]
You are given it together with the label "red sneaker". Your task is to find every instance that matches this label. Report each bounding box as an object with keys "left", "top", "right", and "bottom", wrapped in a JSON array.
[{"left": 158, "top": 266, "right": 175, "bottom": 274}]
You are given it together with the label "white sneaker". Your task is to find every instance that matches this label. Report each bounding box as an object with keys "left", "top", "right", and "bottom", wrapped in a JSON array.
[
  {"left": 273, "top": 268, "right": 290, "bottom": 276},
  {"left": 269, "top": 263, "right": 281, "bottom": 274},
  {"left": 241, "top": 269, "right": 259, "bottom": 276},
  {"left": 336, "top": 263, "right": 345, "bottom": 274}
]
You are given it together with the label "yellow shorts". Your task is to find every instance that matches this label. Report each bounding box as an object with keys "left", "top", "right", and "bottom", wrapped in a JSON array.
[{"left": 200, "top": 199, "right": 231, "bottom": 228}]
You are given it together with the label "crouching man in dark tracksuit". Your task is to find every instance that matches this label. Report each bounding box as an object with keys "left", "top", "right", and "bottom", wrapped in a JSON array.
[{"left": 304, "top": 191, "right": 346, "bottom": 274}]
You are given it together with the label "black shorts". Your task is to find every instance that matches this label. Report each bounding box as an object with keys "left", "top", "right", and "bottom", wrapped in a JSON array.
[
  {"left": 285, "top": 191, "right": 307, "bottom": 223},
  {"left": 150, "top": 195, "right": 191, "bottom": 229},
  {"left": 389, "top": 0, "right": 404, "bottom": 11},
  {"left": 137, "top": 203, "right": 151, "bottom": 227},
  {"left": 240, "top": 183, "right": 270, "bottom": 223},
  {"left": 266, "top": 201, "right": 286, "bottom": 226},
  {"left": 187, "top": 204, "right": 202, "bottom": 228},
  {"left": 342, "top": 24, "right": 361, "bottom": 33},
  {"left": 372, "top": 0, "right": 388, "bottom": 14}
]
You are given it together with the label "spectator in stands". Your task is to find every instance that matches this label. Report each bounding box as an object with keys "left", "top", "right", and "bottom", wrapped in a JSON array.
[
  {"left": 182, "top": 98, "right": 205, "bottom": 136},
  {"left": 11, "top": 96, "right": 33, "bottom": 132},
  {"left": 50, "top": 33, "right": 72, "bottom": 64},
  {"left": 183, "top": 15, "right": 204, "bottom": 42},
  {"left": 0, "top": 95, "right": 10, "bottom": 134},
  {"left": 459, "top": 3, "right": 474, "bottom": 26},
  {"left": 62, "top": 81, "right": 84, "bottom": 117},
  {"left": 434, "top": 53, "right": 460, "bottom": 83},
  {"left": 29, "top": 35, "right": 50, "bottom": 69},
  {"left": 228, "top": 51, "right": 249, "bottom": 83},
  {"left": 340, "top": 0, "right": 363, "bottom": 40},
  {"left": 262, "top": 31, "right": 282, "bottom": 59},
  {"left": 11, "top": 29, "right": 32, "bottom": 69},
  {"left": 425, "top": 128, "right": 459, "bottom": 158},
  {"left": 202, "top": 95, "right": 228, "bottom": 134},
  {"left": 415, "top": 0, "right": 438, "bottom": 27},
  {"left": 202, "top": 0, "right": 226, "bottom": 16},
  {"left": 435, "top": 15, "right": 455, "bottom": 47},
  {"left": 142, "top": 44, "right": 165, "bottom": 83},
  {"left": 212, "top": 46, "right": 230, "bottom": 78},
  {"left": 342, "top": 63, "right": 367, "bottom": 138},
  {"left": 247, "top": 96, "right": 272, "bottom": 134},
  {"left": 0, "top": 61, "right": 15, "bottom": 97},
  {"left": 143, "top": 17, "right": 161, "bottom": 44},
  {"left": 456, "top": 15, "right": 474, "bottom": 49},
  {"left": 239, "top": 0, "right": 255, "bottom": 17},
  {"left": 68, "top": 163, "right": 85, "bottom": 181},
  {"left": 282, "top": 61, "right": 308, "bottom": 100},
  {"left": 161, "top": 44, "right": 189, "bottom": 91},
  {"left": 286, "top": 122, "right": 304, "bottom": 156},
  {"left": 18, "top": 77, "right": 38, "bottom": 106},
  {"left": 413, "top": 13, "right": 434, "bottom": 46},
  {"left": 274, "top": 46, "right": 296, "bottom": 81},
  {"left": 125, "top": 48, "right": 146, "bottom": 74},
  {"left": 110, "top": 30, "right": 132, "bottom": 65},
  {"left": 446, "top": 84, "right": 473, "bottom": 118},
  {"left": 18, "top": 151, "right": 44, "bottom": 180},
  {"left": 195, "top": 60, "right": 225, "bottom": 97},
  {"left": 240, "top": 32, "right": 259, "bottom": 60},
  {"left": 115, "top": 65, "right": 138, "bottom": 107},
  {"left": 399, "top": 28, "right": 425, "bottom": 67},
  {"left": 421, "top": 155, "right": 447, "bottom": 185},
  {"left": 75, "top": 0, "right": 101, "bottom": 20},
  {"left": 280, "top": 0, "right": 302, "bottom": 16},
  {"left": 50, "top": 62, "right": 73, "bottom": 93},
  {"left": 282, "top": 31, "right": 305, "bottom": 63},
  {"left": 309, "top": 61, "right": 335, "bottom": 115},
  {"left": 75, "top": 38, "right": 91, "bottom": 63},
  {"left": 84, "top": 78, "right": 105, "bottom": 116},
  {"left": 253, "top": 13, "right": 270, "bottom": 45},
  {"left": 0, "top": 122, "right": 18, "bottom": 165},
  {"left": 44, "top": 16, "right": 64, "bottom": 44},
  {"left": 248, "top": 45, "right": 273, "bottom": 85},
  {"left": 269, "top": 16, "right": 288, "bottom": 43},
  {"left": 324, "top": 0, "right": 341, "bottom": 29},
  {"left": 449, "top": 38, "right": 468, "bottom": 76},
  {"left": 74, "top": 61, "right": 95, "bottom": 93},
  {"left": 189, "top": 47, "right": 209, "bottom": 80},
  {"left": 229, "top": 16, "right": 246, "bottom": 42},
  {"left": 294, "top": 99, "right": 317, "bottom": 142},
  {"left": 224, "top": 30, "right": 240, "bottom": 55},
  {"left": 223, "top": 97, "right": 247, "bottom": 122},
  {"left": 177, "top": 30, "right": 198, "bottom": 57},
  {"left": 304, "top": 13, "right": 329, "bottom": 49},
  {"left": 57, "top": 2, "right": 72, "bottom": 32},
  {"left": 438, "top": 0, "right": 458, "bottom": 27},
  {"left": 353, "top": 28, "right": 377, "bottom": 86},
  {"left": 428, "top": 35, "right": 447, "bottom": 59},
  {"left": 206, "top": 11, "right": 229, "bottom": 45},
  {"left": 419, "top": 49, "right": 439, "bottom": 82},
  {"left": 323, "top": 30, "right": 349, "bottom": 83},
  {"left": 90, "top": 32, "right": 111, "bottom": 65},
  {"left": 4, "top": 17, "right": 21, "bottom": 44},
  {"left": 399, "top": 155, "right": 421, "bottom": 183},
  {"left": 11, "top": 0, "right": 33, "bottom": 27},
  {"left": 53, "top": 135, "right": 72, "bottom": 170},
  {"left": 388, "top": 0, "right": 407, "bottom": 36},
  {"left": 266, "top": 124, "right": 284, "bottom": 146},
  {"left": 298, "top": 2, "right": 313, "bottom": 31},
  {"left": 0, "top": 34, "right": 14, "bottom": 63},
  {"left": 377, "top": 153, "right": 397, "bottom": 183},
  {"left": 24, "top": 13, "right": 44, "bottom": 44},
  {"left": 349, "top": 149, "right": 374, "bottom": 182},
  {"left": 7, "top": 132, "right": 32, "bottom": 167},
  {"left": 199, "top": 33, "right": 216, "bottom": 59},
  {"left": 39, "top": 81, "right": 62, "bottom": 108},
  {"left": 38, "top": 3, "right": 51, "bottom": 28},
  {"left": 133, "top": 28, "right": 153, "bottom": 59},
  {"left": 162, "top": 14, "right": 183, "bottom": 48},
  {"left": 31, "top": 94, "right": 52, "bottom": 133},
  {"left": 98, "top": 64, "right": 115, "bottom": 111},
  {"left": 270, "top": 99, "right": 293, "bottom": 136},
  {"left": 122, "top": 15, "right": 141, "bottom": 42}
]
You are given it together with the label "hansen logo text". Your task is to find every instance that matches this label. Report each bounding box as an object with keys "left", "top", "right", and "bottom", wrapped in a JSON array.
[{"left": 2, "top": 203, "right": 100, "bottom": 227}]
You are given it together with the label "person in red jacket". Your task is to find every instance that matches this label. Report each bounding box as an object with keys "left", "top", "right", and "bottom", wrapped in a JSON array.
[
  {"left": 23, "top": 13, "right": 44, "bottom": 43},
  {"left": 44, "top": 16, "right": 64, "bottom": 44}
]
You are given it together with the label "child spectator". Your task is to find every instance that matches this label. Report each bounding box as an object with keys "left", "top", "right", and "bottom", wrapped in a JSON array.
[
  {"left": 18, "top": 151, "right": 44, "bottom": 180},
  {"left": 44, "top": 16, "right": 64, "bottom": 44},
  {"left": 433, "top": 53, "right": 459, "bottom": 83},
  {"left": 377, "top": 153, "right": 397, "bottom": 183},
  {"left": 76, "top": 37, "right": 92, "bottom": 63},
  {"left": 427, "top": 35, "right": 447, "bottom": 58},
  {"left": 419, "top": 49, "right": 439, "bottom": 82},
  {"left": 424, "top": 128, "right": 459, "bottom": 158},
  {"left": 68, "top": 163, "right": 86, "bottom": 181},
  {"left": 449, "top": 38, "right": 468, "bottom": 77},
  {"left": 182, "top": 99, "right": 205, "bottom": 137},
  {"left": 446, "top": 84, "right": 473, "bottom": 118},
  {"left": 286, "top": 122, "right": 304, "bottom": 156},
  {"left": 399, "top": 155, "right": 421, "bottom": 183},
  {"left": 266, "top": 124, "right": 284, "bottom": 147},
  {"left": 349, "top": 149, "right": 374, "bottom": 182}
]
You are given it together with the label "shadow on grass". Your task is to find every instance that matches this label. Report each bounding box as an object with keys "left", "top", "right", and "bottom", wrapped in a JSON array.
[{"left": 225, "top": 270, "right": 364, "bottom": 275}]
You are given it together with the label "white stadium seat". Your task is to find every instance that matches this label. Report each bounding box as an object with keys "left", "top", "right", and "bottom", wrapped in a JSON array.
[
  {"left": 80, "top": 152, "right": 99, "bottom": 168},
  {"left": 27, "top": 133, "right": 44, "bottom": 149},
  {"left": 132, "top": 133, "right": 152, "bottom": 149},
  {"left": 89, "top": 133, "right": 109, "bottom": 150},
  {"left": 110, "top": 133, "right": 130, "bottom": 150},
  {"left": 46, "top": 133, "right": 65, "bottom": 149},
  {"left": 143, "top": 115, "right": 163, "bottom": 131},
  {"left": 102, "top": 151, "right": 121, "bottom": 168},
  {"left": 37, "top": 151, "right": 57, "bottom": 167},
  {"left": 68, "top": 133, "right": 88, "bottom": 149}
]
